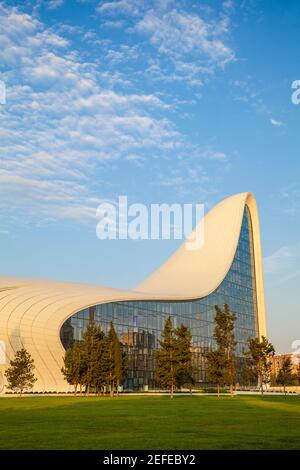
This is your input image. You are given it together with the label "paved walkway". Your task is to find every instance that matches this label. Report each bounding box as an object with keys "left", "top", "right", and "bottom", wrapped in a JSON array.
[{"left": 0, "top": 391, "right": 299, "bottom": 397}]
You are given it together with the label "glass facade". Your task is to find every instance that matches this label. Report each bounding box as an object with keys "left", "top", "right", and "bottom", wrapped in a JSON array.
[{"left": 60, "top": 206, "right": 259, "bottom": 390}]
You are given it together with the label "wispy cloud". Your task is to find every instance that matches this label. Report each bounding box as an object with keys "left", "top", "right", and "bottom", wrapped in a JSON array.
[
  {"left": 270, "top": 118, "right": 284, "bottom": 127},
  {"left": 0, "top": 2, "right": 232, "bottom": 229},
  {"left": 264, "top": 244, "right": 300, "bottom": 284},
  {"left": 154, "top": 146, "right": 229, "bottom": 197},
  {"left": 97, "top": 0, "right": 142, "bottom": 16},
  {"left": 277, "top": 184, "right": 300, "bottom": 217},
  {"left": 98, "top": 0, "right": 235, "bottom": 87},
  {"left": 134, "top": 9, "right": 234, "bottom": 65},
  {"left": 264, "top": 246, "right": 293, "bottom": 274},
  {"left": 46, "top": 0, "right": 64, "bottom": 10},
  {"left": 0, "top": 4, "right": 182, "bottom": 225}
]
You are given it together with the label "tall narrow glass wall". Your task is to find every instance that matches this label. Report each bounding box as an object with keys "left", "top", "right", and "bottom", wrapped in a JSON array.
[{"left": 60, "top": 206, "right": 258, "bottom": 390}]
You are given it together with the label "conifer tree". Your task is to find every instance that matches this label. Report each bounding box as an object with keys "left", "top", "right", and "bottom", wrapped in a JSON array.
[
  {"left": 82, "top": 322, "right": 104, "bottom": 395},
  {"left": 61, "top": 347, "right": 75, "bottom": 391},
  {"left": 94, "top": 332, "right": 110, "bottom": 395},
  {"left": 154, "top": 317, "right": 177, "bottom": 398},
  {"left": 276, "top": 357, "right": 295, "bottom": 395},
  {"left": 61, "top": 321, "right": 125, "bottom": 397},
  {"left": 243, "top": 336, "right": 275, "bottom": 396},
  {"left": 5, "top": 348, "right": 37, "bottom": 396},
  {"left": 61, "top": 340, "right": 85, "bottom": 395},
  {"left": 210, "top": 304, "right": 237, "bottom": 396},
  {"left": 114, "top": 338, "right": 127, "bottom": 397},
  {"left": 214, "top": 304, "right": 236, "bottom": 395},
  {"left": 107, "top": 322, "right": 125, "bottom": 397},
  {"left": 205, "top": 349, "right": 226, "bottom": 397},
  {"left": 174, "top": 324, "right": 194, "bottom": 394}
]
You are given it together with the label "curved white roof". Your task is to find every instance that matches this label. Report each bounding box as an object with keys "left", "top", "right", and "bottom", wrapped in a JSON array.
[{"left": 0, "top": 192, "right": 266, "bottom": 392}]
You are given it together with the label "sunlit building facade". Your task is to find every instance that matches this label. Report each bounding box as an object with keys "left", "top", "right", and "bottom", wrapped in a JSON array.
[{"left": 0, "top": 192, "right": 266, "bottom": 393}]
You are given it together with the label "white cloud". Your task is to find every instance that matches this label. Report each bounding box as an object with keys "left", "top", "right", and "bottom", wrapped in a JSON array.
[
  {"left": 102, "top": 19, "right": 125, "bottom": 29},
  {"left": 153, "top": 145, "right": 229, "bottom": 197},
  {"left": 125, "top": 153, "right": 146, "bottom": 167},
  {"left": 264, "top": 244, "right": 300, "bottom": 284},
  {"left": 98, "top": 1, "right": 235, "bottom": 87},
  {"left": 47, "top": 0, "right": 64, "bottom": 9},
  {"left": 270, "top": 118, "right": 284, "bottom": 127},
  {"left": 135, "top": 10, "right": 233, "bottom": 65},
  {"left": 264, "top": 246, "right": 293, "bottom": 274},
  {"left": 97, "top": 0, "right": 143, "bottom": 16},
  {"left": 0, "top": 4, "right": 181, "bottom": 225},
  {"left": 277, "top": 184, "right": 300, "bottom": 217},
  {"left": 199, "top": 149, "right": 227, "bottom": 161},
  {"left": 0, "top": 3, "right": 231, "bottom": 228}
]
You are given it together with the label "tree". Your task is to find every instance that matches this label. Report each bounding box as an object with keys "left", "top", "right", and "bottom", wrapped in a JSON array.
[
  {"left": 205, "top": 349, "right": 227, "bottom": 397},
  {"left": 94, "top": 334, "right": 110, "bottom": 396},
  {"left": 82, "top": 322, "right": 105, "bottom": 396},
  {"left": 5, "top": 348, "right": 37, "bottom": 396},
  {"left": 276, "top": 358, "right": 295, "bottom": 395},
  {"left": 243, "top": 336, "right": 275, "bottom": 396},
  {"left": 61, "top": 340, "right": 85, "bottom": 395},
  {"left": 154, "top": 317, "right": 177, "bottom": 398},
  {"left": 107, "top": 322, "right": 125, "bottom": 397},
  {"left": 61, "top": 321, "right": 125, "bottom": 397},
  {"left": 206, "top": 304, "right": 237, "bottom": 396},
  {"left": 296, "top": 363, "right": 300, "bottom": 386},
  {"left": 174, "top": 324, "right": 194, "bottom": 394}
]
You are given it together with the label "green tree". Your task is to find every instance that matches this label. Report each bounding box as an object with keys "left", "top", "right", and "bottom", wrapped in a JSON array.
[
  {"left": 205, "top": 349, "right": 227, "bottom": 397},
  {"left": 61, "top": 340, "right": 85, "bottom": 395},
  {"left": 207, "top": 304, "right": 237, "bottom": 396},
  {"left": 243, "top": 336, "right": 275, "bottom": 396},
  {"left": 61, "top": 321, "right": 125, "bottom": 397},
  {"left": 154, "top": 317, "right": 177, "bottom": 398},
  {"left": 276, "top": 358, "right": 295, "bottom": 395},
  {"left": 174, "top": 324, "right": 194, "bottom": 394},
  {"left": 5, "top": 348, "right": 37, "bottom": 396},
  {"left": 82, "top": 322, "right": 105, "bottom": 396},
  {"left": 94, "top": 333, "right": 110, "bottom": 396},
  {"left": 107, "top": 322, "right": 125, "bottom": 397}
]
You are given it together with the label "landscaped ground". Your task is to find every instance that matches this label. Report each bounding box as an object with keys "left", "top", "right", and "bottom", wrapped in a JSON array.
[{"left": 0, "top": 395, "right": 299, "bottom": 450}]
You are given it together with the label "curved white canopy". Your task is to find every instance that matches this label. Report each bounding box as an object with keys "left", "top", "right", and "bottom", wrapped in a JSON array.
[{"left": 0, "top": 192, "right": 266, "bottom": 392}]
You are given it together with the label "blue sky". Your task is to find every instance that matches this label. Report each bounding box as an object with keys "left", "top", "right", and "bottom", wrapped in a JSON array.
[{"left": 0, "top": 0, "right": 299, "bottom": 353}]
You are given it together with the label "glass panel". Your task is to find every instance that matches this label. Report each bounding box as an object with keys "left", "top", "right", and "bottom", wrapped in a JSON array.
[{"left": 60, "top": 206, "right": 259, "bottom": 390}]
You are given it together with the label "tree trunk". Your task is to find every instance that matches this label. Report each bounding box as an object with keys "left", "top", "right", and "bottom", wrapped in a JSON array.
[
  {"left": 110, "top": 382, "right": 114, "bottom": 397},
  {"left": 217, "top": 384, "right": 220, "bottom": 398},
  {"left": 80, "top": 383, "right": 82, "bottom": 397},
  {"left": 170, "top": 383, "right": 174, "bottom": 399},
  {"left": 74, "top": 383, "right": 78, "bottom": 396},
  {"left": 86, "top": 383, "right": 90, "bottom": 396},
  {"left": 116, "top": 379, "right": 119, "bottom": 397}
]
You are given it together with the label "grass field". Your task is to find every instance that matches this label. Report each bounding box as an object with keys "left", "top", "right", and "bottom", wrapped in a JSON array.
[{"left": 0, "top": 395, "right": 300, "bottom": 450}]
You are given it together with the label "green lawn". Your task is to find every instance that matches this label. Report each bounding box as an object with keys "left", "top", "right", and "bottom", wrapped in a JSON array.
[{"left": 0, "top": 395, "right": 299, "bottom": 450}]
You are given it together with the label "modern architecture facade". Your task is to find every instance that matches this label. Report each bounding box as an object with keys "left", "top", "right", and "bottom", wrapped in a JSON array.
[{"left": 0, "top": 192, "right": 267, "bottom": 392}]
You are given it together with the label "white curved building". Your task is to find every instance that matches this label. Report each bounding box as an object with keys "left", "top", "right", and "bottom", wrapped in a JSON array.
[{"left": 0, "top": 192, "right": 266, "bottom": 392}]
